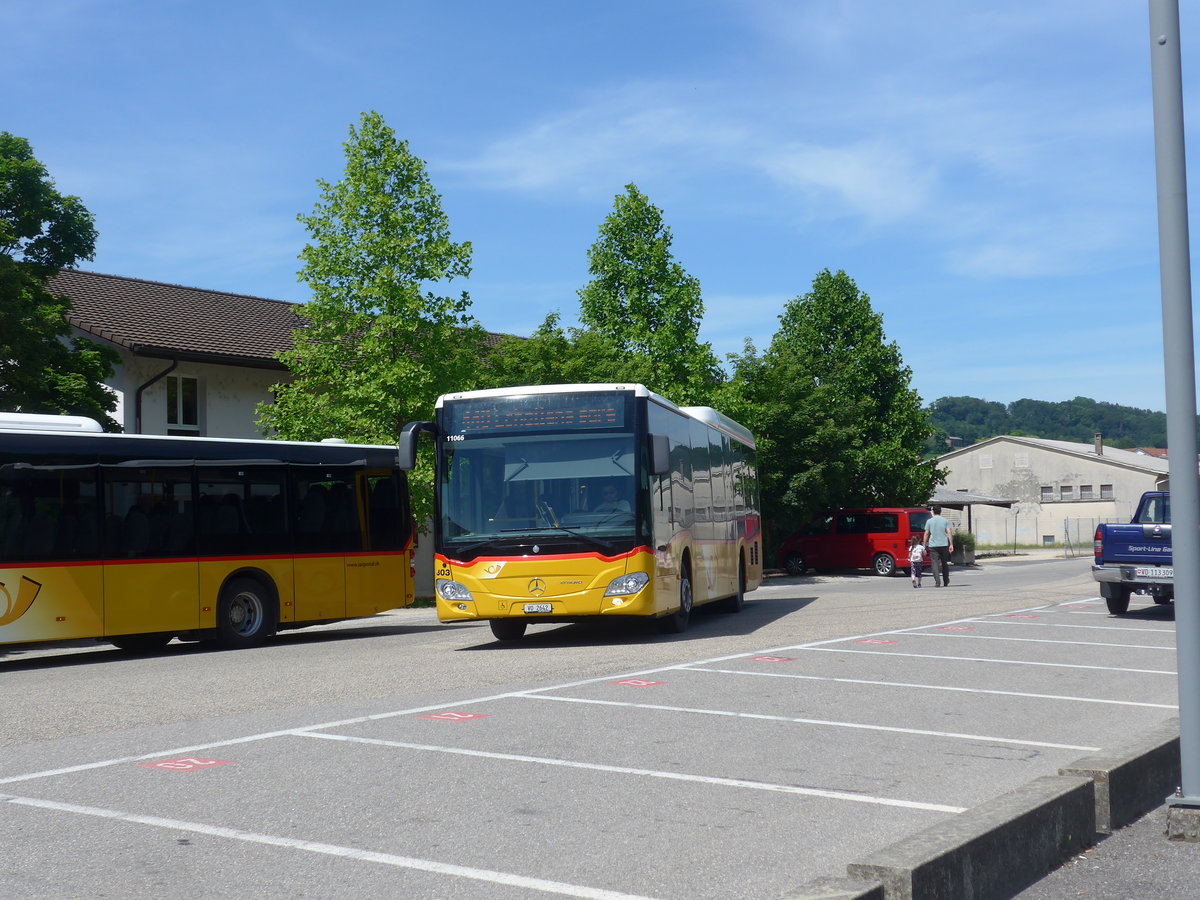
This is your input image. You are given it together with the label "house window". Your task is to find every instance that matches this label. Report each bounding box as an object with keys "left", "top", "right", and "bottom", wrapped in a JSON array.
[
  {"left": 1060, "top": 485, "right": 1075, "bottom": 501},
  {"left": 1040, "top": 486, "right": 1054, "bottom": 502},
  {"left": 1100, "top": 484, "right": 1114, "bottom": 499},
  {"left": 1013, "top": 453, "right": 1029, "bottom": 468},
  {"left": 979, "top": 454, "right": 993, "bottom": 469},
  {"left": 1080, "top": 484, "right": 1094, "bottom": 499},
  {"left": 166, "top": 375, "right": 200, "bottom": 436}
]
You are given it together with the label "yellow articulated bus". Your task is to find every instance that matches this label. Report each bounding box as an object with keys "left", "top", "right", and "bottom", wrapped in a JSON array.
[
  {"left": 400, "top": 383, "right": 762, "bottom": 640},
  {"left": 0, "top": 413, "right": 414, "bottom": 652}
]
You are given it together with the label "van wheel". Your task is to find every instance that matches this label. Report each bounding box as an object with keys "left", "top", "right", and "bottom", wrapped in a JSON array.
[
  {"left": 872, "top": 553, "right": 897, "bottom": 577},
  {"left": 659, "top": 566, "right": 693, "bottom": 634},
  {"left": 489, "top": 619, "right": 528, "bottom": 641},
  {"left": 1105, "top": 587, "right": 1132, "bottom": 615},
  {"left": 784, "top": 552, "right": 807, "bottom": 576},
  {"left": 217, "top": 577, "right": 277, "bottom": 649}
]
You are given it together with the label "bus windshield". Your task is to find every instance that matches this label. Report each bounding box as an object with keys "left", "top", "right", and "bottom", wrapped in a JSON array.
[{"left": 438, "top": 432, "right": 637, "bottom": 547}]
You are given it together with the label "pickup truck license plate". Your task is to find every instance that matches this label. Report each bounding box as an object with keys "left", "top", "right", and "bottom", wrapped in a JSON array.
[
  {"left": 523, "top": 603, "right": 553, "bottom": 614},
  {"left": 1134, "top": 567, "right": 1173, "bottom": 578}
]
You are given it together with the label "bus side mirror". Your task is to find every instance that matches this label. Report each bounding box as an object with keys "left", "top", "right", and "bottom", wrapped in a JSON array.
[
  {"left": 398, "top": 421, "right": 437, "bottom": 471},
  {"left": 649, "top": 433, "right": 670, "bottom": 476}
]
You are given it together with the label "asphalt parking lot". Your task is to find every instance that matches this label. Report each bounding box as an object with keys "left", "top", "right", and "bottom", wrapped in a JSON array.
[{"left": 0, "top": 558, "right": 1188, "bottom": 899}]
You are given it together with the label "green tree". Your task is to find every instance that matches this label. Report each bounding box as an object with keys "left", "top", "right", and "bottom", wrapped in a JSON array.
[
  {"left": 258, "top": 112, "right": 485, "bottom": 515},
  {"left": 731, "top": 269, "right": 940, "bottom": 536},
  {"left": 483, "top": 312, "right": 624, "bottom": 389},
  {"left": 576, "top": 184, "right": 721, "bottom": 405},
  {"left": 0, "top": 132, "right": 119, "bottom": 429}
]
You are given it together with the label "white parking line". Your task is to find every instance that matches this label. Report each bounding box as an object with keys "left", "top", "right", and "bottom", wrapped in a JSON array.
[
  {"left": 910, "top": 632, "right": 1174, "bottom": 651},
  {"left": 297, "top": 731, "right": 968, "bottom": 814},
  {"left": 967, "top": 621, "right": 1176, "bottom": 634},
  {"left": 680, "top": 666, "right": 1177, "bottom": 709},
  {"left": 0, "top": 793, "right": 662, "bottom": 900},
  {"left": 805, "top": 646, "right": 1177, "bottom": 676},
  {"left": 523, "top": 695, "right": 1101, "bottom": 752}
]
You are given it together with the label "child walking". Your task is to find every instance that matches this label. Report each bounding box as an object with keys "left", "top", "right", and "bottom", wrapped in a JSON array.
[{"left": 908, "top": 537, "right": 926, "bottom": 588}]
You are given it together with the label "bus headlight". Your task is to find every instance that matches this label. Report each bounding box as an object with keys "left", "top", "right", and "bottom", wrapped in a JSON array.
[
  {"left": 604, "top": 572, "right": 649, "bottom": 597},
  {"left": 436, "top": 579, "right": 474, "bottom": 602}
]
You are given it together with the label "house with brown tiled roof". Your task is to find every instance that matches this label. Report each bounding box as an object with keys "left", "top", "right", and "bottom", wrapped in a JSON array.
[{"left": 50, "top": 269, "right": 507, "bottom": 439}]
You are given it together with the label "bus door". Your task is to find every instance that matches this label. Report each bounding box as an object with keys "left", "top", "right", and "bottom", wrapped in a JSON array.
[
  {"left": 344, "top": 471, "right": 409, "bottom": 618},
  {"left": 101, "top": 465, "right": 199, "bottom": 636},
  {"left": 291, "top": 467, "right": 354, "bottom": 622}
]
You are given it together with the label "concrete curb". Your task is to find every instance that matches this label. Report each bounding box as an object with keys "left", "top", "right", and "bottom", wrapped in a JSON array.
[
  {"left": 779, "top": 876, "right": 885, "bottom": 899},
  {"left": 780, "top": 723, "right": 1183, "bottom": 899},
  {"left": 1059, "top": 717, "right": 1180, "bottom": 833},
  {"left": 843, "top": 775, "right": 1094, "bottom": 900}
]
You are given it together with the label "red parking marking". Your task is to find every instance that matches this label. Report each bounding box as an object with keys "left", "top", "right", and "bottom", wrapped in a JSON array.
[
  {"left": 140, "top": 757, "right": 231, "bottom": 771},
  {"left": 612, "top": 679, "right": 666, "bottom": 687},
  {"left": 749, "top": 656, "right": 795, "bottom": 662},
  {"left": 938, "top": 626, "right": 975, "bottom": 631},
  {"left": 419, "top": 712, "right": 491, "bottom": 722},
  {"left": 856, "top": 639, "right": 897, "bottom": 645}
]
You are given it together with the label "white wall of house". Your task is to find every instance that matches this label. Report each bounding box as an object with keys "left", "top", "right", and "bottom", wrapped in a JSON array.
[
  {"left": 938, "top": 438, "right": 1166, "bottom": 548},
  {"left": 97, "top": 346, "right": 285, "bottom": 439},
  {"left": 87, "top": 336, "right": 436, "bottom": 596}
]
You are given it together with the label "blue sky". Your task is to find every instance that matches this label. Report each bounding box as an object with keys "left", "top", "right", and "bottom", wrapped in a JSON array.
[{"left": 3, "top": 1, "right": 1196, "bottom": 411}]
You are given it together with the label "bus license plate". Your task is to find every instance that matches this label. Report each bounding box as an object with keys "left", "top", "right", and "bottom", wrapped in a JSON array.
[
  {"left": 524, "top": 603, "right": 553, "bottom": 614},
  {"left": 1135, "top": 567, "right": 1173, "bottom": 578}
]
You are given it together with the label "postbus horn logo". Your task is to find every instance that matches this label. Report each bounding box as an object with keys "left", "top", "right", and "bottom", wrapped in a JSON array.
[
  {"left": 0, "top": 576, "right": 43, "bottom": 627},
  {"left": 527, "top": 577, "right": 547, "bottom": 596}
]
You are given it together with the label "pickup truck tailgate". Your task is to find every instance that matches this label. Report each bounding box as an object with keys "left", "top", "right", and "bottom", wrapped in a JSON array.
[{"left": 1098, "top": 522, "right": 1172, "bottom": 565}]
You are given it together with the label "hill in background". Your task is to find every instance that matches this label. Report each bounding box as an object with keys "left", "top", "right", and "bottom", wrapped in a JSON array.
[{"left": 926, "top": 396, "right": 1169, "bottom": 452}]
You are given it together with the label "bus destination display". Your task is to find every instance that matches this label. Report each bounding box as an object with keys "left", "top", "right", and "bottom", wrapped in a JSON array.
[{"left": 446, "top": 393, "right": 626, "bottom": 434}]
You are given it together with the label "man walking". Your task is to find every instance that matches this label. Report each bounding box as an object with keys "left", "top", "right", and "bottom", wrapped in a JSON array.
[{"left": 923, "top": 506, "right": 954, "bottom": 587}]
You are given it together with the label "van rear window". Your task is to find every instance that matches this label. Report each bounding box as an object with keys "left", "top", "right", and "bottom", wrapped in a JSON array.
[{"left": 908, "top": 511, "right": 931, "bottom": 531}]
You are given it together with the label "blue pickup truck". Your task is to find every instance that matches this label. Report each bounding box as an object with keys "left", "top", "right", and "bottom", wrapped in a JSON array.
[{"left": 1092, "top": 491, "right": 1173, "bottom": 615}]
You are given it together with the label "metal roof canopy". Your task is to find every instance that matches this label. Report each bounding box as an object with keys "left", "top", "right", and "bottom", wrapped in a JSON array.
[{"left": 927, "top": 488, "right": 1016, "bottom": 534}]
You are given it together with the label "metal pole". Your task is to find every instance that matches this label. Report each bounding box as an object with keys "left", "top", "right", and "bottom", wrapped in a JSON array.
[{"left": 1148, "top": 0, "right": 1200, "bottom": 806}]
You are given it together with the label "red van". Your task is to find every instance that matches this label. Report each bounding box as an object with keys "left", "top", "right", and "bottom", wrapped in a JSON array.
[{"left": 776, "top": 508, "right": 932, "bottom": 577}]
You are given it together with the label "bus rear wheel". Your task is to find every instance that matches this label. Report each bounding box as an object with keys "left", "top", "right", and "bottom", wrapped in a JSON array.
[
  {"left": 720, "top": 560, "right": 746, "bottom": 613},
  {"left": 217, "top": 577, "right": 277, "bottom": 649},
  {"left": 489, "top": 619, "right": 528, "bottom": 641}
]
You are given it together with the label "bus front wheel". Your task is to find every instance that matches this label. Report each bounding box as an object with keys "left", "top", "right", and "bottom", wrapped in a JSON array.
[
  {"left": 217, "top": 577, "right": 277, "bottom": 649},
  {"left": 489, "top": 619, "right": 528, "bottom": 641},
  {"left": 659, "top": 567, "right": 693, "bottom": 634}
]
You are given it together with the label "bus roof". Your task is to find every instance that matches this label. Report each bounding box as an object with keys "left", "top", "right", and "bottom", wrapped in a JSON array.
[
  {"left": 0, "top": 412, "right": 391, "bottom": 453},
  {"left": 679, "top": 405, "right": 756, "bottom": 448},
  {"left": 0, "top": 412, "right": 105, "bottom": 433},
  {"left": 436, "top": 384, "right": 755, "bottom": 448}
]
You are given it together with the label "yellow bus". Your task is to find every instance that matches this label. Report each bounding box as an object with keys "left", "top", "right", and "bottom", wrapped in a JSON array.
[
  {"left": 401, "top": 384, "right": 762, "bottom": 640},
  {"left": 0, "top": 413, "right": 414, "bottom": 652}
]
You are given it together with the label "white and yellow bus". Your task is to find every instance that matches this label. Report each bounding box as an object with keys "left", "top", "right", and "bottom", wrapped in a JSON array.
[
  {"left": 0, "top": 413, "right": 415, "bottom": 652},
  {"left": 401, "top": 384, "right": 762, "bottom": 640}
]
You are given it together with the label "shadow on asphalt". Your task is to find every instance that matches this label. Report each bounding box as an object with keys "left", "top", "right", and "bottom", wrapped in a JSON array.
[
  {"left": 453, "top": 595, "right": 819, "bottom": 650},
  {"left": 0, "top": 621, "right": 450, "bottom": 670}
]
